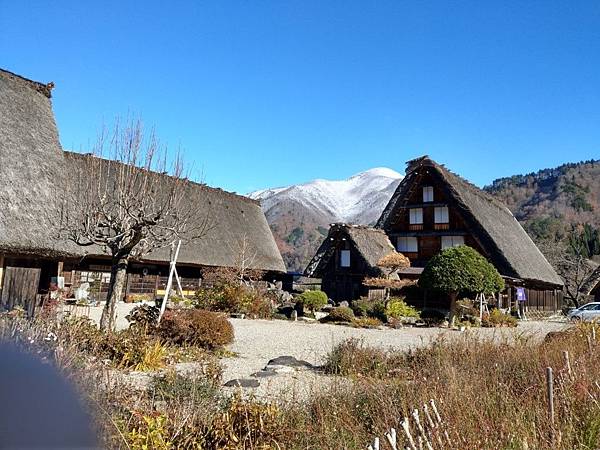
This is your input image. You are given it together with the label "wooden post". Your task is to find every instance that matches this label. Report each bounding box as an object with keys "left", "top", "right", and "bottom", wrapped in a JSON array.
[
  {"left": 0, "top": 254, "right": 4, "bottom": 292},
  {"left": 158, "top": 240, "right": 181, "bottom": 324},
  {"left": 384, "top": 428, "right": 398, "bottom": 450},
  {"left": 563, "top": 351, "right": 572, "bottom": 379},
  {"left": 57, "top": 261, "right": 64, "bottom": 277},
  {"left": 546, "top": 367, "right": 554, "bottom": 424}
]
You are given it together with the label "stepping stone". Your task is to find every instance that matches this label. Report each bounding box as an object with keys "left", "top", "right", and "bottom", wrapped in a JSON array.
[
  {"left": 251, "top": 369, "right": 278, "bottom": 378},
  {"left": 223, "top": 378, "right": 260, "bottom": 388},
  {"left": 266, "top": 355, "right": 314, "bottom": 369}
]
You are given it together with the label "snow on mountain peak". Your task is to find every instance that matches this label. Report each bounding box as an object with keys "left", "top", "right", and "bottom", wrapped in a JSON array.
[{"left": 249, "top": 167, "right": 403, "bottom": 224}]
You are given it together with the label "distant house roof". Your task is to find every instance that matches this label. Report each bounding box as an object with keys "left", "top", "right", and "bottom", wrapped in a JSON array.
[
  {"left": 304, "top": 223, "right": 395, "bottom": 277},
  {"left": 376, "top": 156, "right": 564, "bottom": 288},
  {"left": 0, "top": 68, "right": 285, "bottom": 273}
]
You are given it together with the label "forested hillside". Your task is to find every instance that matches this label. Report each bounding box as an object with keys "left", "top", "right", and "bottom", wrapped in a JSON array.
[{"left": 485, "top": 159, "right": 600, "bottom": 247}]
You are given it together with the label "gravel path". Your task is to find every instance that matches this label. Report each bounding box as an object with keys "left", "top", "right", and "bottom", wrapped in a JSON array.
[
  {"left": 82, "top": 303, "right": 570, "bottom": 401},
  {"left": 221, "top": 318, "right": 569, "bottom": 401}
]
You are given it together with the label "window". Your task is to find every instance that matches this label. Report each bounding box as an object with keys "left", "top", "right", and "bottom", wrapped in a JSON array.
[
  {"left": 340, "top": 250, "right": 351, "bottom": 267},
  {"left": 409, "top": 208, "right": 423, "bottom": 224},
  {"left": 441, "top": 236, "right": 465, "bottom": 249},
  {"left": 397, "top": 236, "right": 418, "bottom": 253},
  {"left": 423, "top": 186, "right": 434, "bottom": 202},
  {"left": 434, "top": 206, "right": 449, "bottom": 224}
]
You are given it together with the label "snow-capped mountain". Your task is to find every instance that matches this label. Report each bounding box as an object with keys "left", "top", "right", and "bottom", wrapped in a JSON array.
[{"left": 248, "top": 168, "right": 403, "bottom": 272}]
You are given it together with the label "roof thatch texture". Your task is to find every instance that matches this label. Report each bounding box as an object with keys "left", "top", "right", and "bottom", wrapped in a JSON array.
[
  {"left": 304, "top": 224, "right": 396, "bottom": 277},
  {"left": 0, "top": 68, "right": 80, "bottom": 257},
  {"left": 377, "top": 156, "right": 564, "bottom": 288},
  {"left": 0, "top": 68, "right": 285, "bottom": 273}
]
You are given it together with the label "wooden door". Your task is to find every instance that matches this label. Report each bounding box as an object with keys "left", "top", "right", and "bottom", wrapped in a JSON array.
[{"left": 1, "top": 267, "right": 41, "bottom": 316}]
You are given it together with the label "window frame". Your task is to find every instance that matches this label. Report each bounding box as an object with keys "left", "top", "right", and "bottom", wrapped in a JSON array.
[
  {"left": 434, "top": 206, "right": 449, "bottom": 224},
  {"left": 340, "top": 249, "right": 351, "bottom": 267},
  {"left": 441, "top": 235, "right": 465, "bottom": 250},
  {"left": 409, "top": 207, "right": 424, "bottom": 225},
  {"left": 423, "top": 186, "right": 434, "bottom": 202},
  {"left": 397, "top": 236, "right": 418, "bottom": 253}
]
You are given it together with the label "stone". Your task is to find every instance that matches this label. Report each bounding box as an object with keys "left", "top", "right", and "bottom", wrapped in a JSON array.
[
  {"left": 224, "top": 378, "right": 260, "bottom": 388},
  {"left": 314, "top": 311, "right": 328, "bottom": 320},
  {"left": 338, "top": 301, "right": 349, "bottom": 308},
  {"left": 291, "top": 310, "right": 298, "bottom": 321},
  {"left": 267, "top": 355, "right": 314, "bottom": 369},
  {"left": 251, "top": 369, "right": 278, "bottom": 378}
]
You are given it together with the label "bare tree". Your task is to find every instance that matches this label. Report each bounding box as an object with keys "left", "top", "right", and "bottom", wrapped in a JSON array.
[
  {"left": 60, "top": 119, "right": 211, "bottom": 330},
  {"left": 538, "top": 239, "right": 596, "bottom": 308}
]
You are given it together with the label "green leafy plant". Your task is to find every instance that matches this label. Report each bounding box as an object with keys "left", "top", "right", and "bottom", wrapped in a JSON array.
[
  {"left": 419, "top": 245, "right": 505, "bottom": 323},
  {"left": 385, "top": 297, "right": 420, "bottom": 320},
  {"left": 297, "top": 290, "right": 328, "bottom": 313}
]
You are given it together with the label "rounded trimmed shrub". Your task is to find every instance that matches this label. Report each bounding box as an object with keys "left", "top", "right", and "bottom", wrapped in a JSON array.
[
  {"left": 419, "top": 245, "right": 505, "bottom": 295},
  {"left": 324, "top": 306, "right": 355, "bottom": 323},
  {"left": 159, "top": 309, "right": 234, "bottom": 350},
  {"left": 297, "top": 290, "right": 328, "bottom": 312}
]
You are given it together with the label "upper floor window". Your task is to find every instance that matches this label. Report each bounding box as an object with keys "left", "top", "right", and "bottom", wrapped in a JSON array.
[
  {"left": 397, "top": 236, "right": 418, "bottom": 253},
  {"left": 423, "top": 186, "right": 434, "bottom": 202},
  {"left": 409, "top": 208, "right": 423, "bottom": 224},
  {"left": 434, "top": 206, "right": 449, "bottom": 224},
  {"left": 441, "top": 235, "right": 464, "bottom": 250},
  {"left": 340, "top": 250, "right": 351, "bottom": 267}
]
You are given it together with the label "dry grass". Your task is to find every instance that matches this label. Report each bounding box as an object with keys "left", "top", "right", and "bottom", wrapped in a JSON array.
[{"left": 1, "top": 313, "right": 599, "bottom": 449}]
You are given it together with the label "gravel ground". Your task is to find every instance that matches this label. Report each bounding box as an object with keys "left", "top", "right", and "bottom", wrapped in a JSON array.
[
  {"left": 82, "top": 303, "right": 570, "bottom": 401},
  {"left": 221, "top": 318, "right": 569, "bottom": 400}
]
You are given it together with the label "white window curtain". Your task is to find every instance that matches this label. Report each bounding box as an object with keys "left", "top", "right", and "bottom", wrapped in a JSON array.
[
  {"left": 409, "top": 208, "right": 423, "bottom": 224},
  {"left": 340, "top": 250, "right": 351, "bottom": 267},
  {"left": 434, "top": 206, "right": 449, "bottom": 223},
  {"left": 423, "top": 186, "right": 434, "bottom": 202},
  {"left": 397, "top": 236, "right": 418, "bottom": 253},
  {"left": 441, "top": 236, "right": 464, "bottom": 249}
]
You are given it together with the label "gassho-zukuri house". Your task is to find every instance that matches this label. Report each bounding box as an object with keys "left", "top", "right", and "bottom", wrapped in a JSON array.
[
  {"left": 306, "top": 156, "right": 565, "bottom": 311},
  {"left": 0, "top": 68, "right": 286, "bottom": 310}
]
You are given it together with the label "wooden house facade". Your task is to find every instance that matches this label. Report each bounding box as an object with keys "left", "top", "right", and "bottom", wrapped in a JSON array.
[
  {"left": 0, "top": 68, "right": 286, "bottom": 313},
  {"left": 307, "top": 156, "right": 564, "bottom": 311},
  {"left": 304, "top": 224, "right": 398, "bottom": 302}
]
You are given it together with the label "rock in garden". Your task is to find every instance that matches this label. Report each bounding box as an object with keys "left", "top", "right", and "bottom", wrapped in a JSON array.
[
  {"left": 250, "top": 369, "right": 278, "bottom": 378},
  {"left": 223, "top": 378, "right": 260, "bottom": 388},
  {"left": 267, "top": 355, "right": 314, "bottom": 369}
]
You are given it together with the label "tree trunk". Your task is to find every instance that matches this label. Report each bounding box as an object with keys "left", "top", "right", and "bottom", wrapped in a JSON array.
[
  {"left": 448, "top": 292, "right": 458, "bottom": 327},
  {"left": 100, "top": 256, "right": 129, "bottom": 331}
]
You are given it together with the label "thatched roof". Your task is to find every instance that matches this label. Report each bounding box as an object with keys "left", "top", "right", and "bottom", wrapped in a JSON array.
[
  {"left": 0, "top": 68, "right": 285, "bottom": 273},
  {"left": 377, "top": 156, "right": 563, "bottom": 288},
  {"left": 304, "top": 224, "right": 396, "bottom": 277}
]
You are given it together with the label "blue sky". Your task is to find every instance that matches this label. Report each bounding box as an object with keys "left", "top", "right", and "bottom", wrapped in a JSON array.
[{"left": 1, "top": 1, "right": 599, "bottom": 194}]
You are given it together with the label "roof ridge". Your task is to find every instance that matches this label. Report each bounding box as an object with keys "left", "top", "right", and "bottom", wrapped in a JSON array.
[
  {"left": 63, "top": 151, "right": 261, "bottom": 206},
  {"left": 0, "top": 68, "right": 54, "bottom": 98}
]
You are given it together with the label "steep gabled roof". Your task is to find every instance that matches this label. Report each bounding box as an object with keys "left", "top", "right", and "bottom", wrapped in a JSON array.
[
  {"left": 0, "top": 68, "right": 285, "bottom": 273},
  {"left": 377, "top": 156, "right": 564, "bottom": 288},
  {"left": 304, "top": 224, "right": 395, "bottom": 277}
]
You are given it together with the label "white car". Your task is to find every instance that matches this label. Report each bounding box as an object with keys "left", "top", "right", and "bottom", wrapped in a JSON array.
[{"left": 567, "top": 302, "right": 600, "bottom": 322}]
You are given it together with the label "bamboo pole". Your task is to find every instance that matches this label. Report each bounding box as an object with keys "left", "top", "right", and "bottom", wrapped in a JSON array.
[
  {"left": 157, "top": 240, "right": 181, "bottom": 324},
  {"left": 546, "top": 367, "right": 555, "bottom": 424},
  {"left": 384, "top": 428, "right": 398, "bottom": 450}
]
